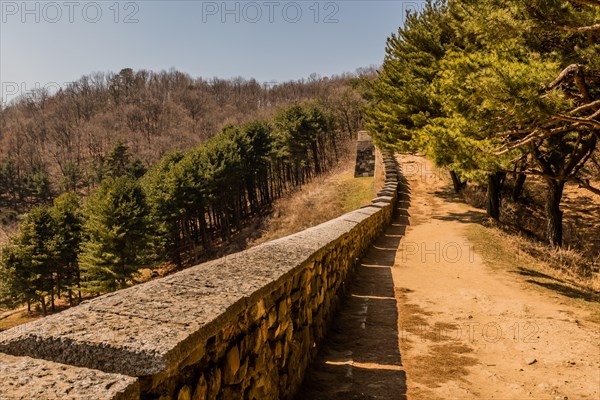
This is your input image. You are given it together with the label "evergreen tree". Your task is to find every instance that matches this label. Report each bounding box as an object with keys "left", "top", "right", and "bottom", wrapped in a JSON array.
[
  {"left": 365, "top": 0, "right": 599, "bottom": 244},
  {"left": 0, "top": 242, "right": 36, "bottom": 311},
  {"left": 240, "top": 121, "right": 273, "bottom": 211},
  {"left": 0, "top": 197, "right": 83, "bottom": 312},
  {"left": 142, "top": 151, "right": 188, "bottom": 265},
  {"left": 50, "top": 192, "right": 83, "bottom": 305},
  {"left": 79, "top": 176, "right": 151, "bottom": 293},
  {"left": 59, "top": 161, "right": 85, "bottom": 193},
  {"left": 103, "top": 142, "right": 147, "bottom": 179},
  {"left": 24, "top": 164, "right": 52, "bottom": 205},
  {"left": 274, "top": 103, "right": 336, "bottom": 184},
  {"left": 11, "top": 207, "right": 59, "bottom": 315}
]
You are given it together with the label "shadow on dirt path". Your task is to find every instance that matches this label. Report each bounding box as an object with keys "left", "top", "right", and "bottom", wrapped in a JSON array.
[{"left": 296, "top": 179, "right": 411, "bottom": 400}]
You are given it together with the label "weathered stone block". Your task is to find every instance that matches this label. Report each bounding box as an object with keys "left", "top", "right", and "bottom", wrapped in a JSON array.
[
  {"left": 192, "top": 374, "right": 208, "bottom": 400},
  {"left": 178, "top": 385, "right": 192, "bottom": 400},
  {"left": 0, "top": 353, "right": 139, "bottom": 400},
  {"left": 206, "top": 368, "right": 221, "bottom": 399},
  {"left": 223, "top": 346, "right": 240, "bottom": 385}
]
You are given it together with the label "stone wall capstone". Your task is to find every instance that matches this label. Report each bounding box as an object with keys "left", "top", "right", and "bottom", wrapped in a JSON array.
[{"left": 0, "top": 151, "right": 401, "bottom": 400}]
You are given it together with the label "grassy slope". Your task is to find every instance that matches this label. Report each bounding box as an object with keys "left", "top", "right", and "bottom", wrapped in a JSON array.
[{"left": 251, "top": 163, "right": 376, "bottom": 245}]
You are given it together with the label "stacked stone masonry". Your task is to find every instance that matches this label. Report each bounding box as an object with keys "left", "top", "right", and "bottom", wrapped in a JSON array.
[
  {"left": 354, "top": 131, "right": 375, "bottom": 177},
  {"left": 0, "top": 151, "right": 401, "bottom": 400}
]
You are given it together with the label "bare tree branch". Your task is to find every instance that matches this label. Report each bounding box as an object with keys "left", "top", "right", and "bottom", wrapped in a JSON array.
[{"left": 518, "top": 171, "right": 600, "bottom": 195}]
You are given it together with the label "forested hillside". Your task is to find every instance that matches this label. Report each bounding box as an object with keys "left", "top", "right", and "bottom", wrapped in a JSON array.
[
  {"left": 365, "top": 0, "right": 599, "bottom": 251},
  {"left": 0, "top": 68, "right": 369, "bottom": 213},
  {"left": 0, "top": 69, "right": 370, "bottom": 316}
]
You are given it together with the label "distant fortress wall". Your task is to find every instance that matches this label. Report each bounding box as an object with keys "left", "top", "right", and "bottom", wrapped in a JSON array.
[
  {"left": 0, "top": 146, "right": 401, "bottom": 400},
  {"left": 354, "top": 130, "right": 375, "bottom": 177}
]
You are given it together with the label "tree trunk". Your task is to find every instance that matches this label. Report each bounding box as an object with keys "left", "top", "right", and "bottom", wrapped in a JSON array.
[
  {"left": 449, "top": 170, "right": 464, "bottom": 193},
  {"left": 486, "top": 172, "right": 504, "bottom": 221},
  {"left": 512, "top": 172, "right": 526, "bottom": 202},
  {"left": 77, "top": 268, "right": 82, "bottom": 302},
  {"left": 199, "top": 207, "right": 209, "bottom": 251},
  {"left": 49, "top": 274, "right": 55, "bottom": 311},
  {"left": 545, "top": 179, "right": 565, "bottom": 247},
  {"left": 40, "top": 298, "right": 47, "bottom": 316},
  {"left": 311, "top": 140, "right": 321, "bottom": 176}
]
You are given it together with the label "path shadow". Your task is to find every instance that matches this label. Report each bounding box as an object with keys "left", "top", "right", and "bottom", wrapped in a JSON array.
[
  {"left": 297, "top": 179, "right": 410, "bottom": 400},
  {"left": 431, "top": 210, "right": 486, "bottom": 224},
  {"left": 513, "top": 267, "right": 561, "bottom": 282},
  {"left": 433, "top": 189, "right": 464, "bottom": 203},
  {"left": 513, "top": 268, "right": 599, "bottom": 303},
  {"left": 525, "top": 280, "right": 599, "bottom": 302}
]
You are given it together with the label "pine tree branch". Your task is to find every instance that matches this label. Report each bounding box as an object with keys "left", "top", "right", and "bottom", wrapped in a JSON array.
[
  {"left": 552, "top": 23, "right": 600, "bottom": 33},
  {"left": 552, "top": 114, "right": 600, "bottom": 129},
  {"left": 567, "top": 0, "right": 600, "bottom": 7},
  {"left": 545, "top": 63, "right": 592, "bottom": 101},
  {"left": 523, "top": 169, "right": 560, "bottom": 181},
  {"left": 573, "top": 177, "right": 600, "bottom": 195},
  {"left": 495, "top": 120, "right": 563, "bottom": 138},
  {"left": 546, "top": 64, "right": 582, "bottom": 89},
  {"left": 570, "top": 137, "right": 597, "bottom": 177},
  {"left": 494, "top": 126, "right": 576, "bottom": 155},
  {"left": 588, "top": 108, "right": 600, "bottom": 120},
  {"left": 562, "top": 132, "right": 592, "bottom": 176},
  {"left": 570, "top": 99, "right": 600, "bottom": 115},
  {"left": 494, "top": 128, "right": 535, "bottom": 136}
]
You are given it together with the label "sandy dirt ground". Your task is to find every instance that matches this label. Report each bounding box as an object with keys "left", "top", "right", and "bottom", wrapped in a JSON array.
[{"left": 298, "top": 155, "right": 599, "bottom": 400}]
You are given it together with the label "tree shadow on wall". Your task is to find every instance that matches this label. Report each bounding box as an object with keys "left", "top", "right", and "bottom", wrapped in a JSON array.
[{"left": 296, "top": 178, "right": 410, "bottom": 400}]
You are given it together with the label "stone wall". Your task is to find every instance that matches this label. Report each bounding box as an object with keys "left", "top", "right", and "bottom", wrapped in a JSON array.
[
  {"left": 354, "top": 131, "right": 375, "bottom": 177},
  {"left": 0, "top": 153, "right": 400, "bottom": 400}
]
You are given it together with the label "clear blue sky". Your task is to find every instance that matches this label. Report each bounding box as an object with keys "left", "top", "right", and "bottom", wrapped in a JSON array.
[{"left": 1, "top": 1, "right": 425, "bottom": 102}]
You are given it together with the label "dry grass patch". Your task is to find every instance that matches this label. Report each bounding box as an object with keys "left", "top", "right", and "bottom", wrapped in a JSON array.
[{"left": 252, "top": 162, "right": 376, "bottom": 245}]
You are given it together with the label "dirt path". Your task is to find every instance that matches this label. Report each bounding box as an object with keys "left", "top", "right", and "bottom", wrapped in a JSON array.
[
  {"left": 298, "top": 155, "right": 599, "bottom": 400},
  {"left": 395, "top": 155, "right": 598, "bottom": 400}
]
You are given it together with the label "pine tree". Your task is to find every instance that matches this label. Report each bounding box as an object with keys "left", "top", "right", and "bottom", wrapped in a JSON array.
[
  {"left": 142, "top": 151, "right": 187, "bottom": 265},
  {"left": 79, "top": 176, "right": 151, "bottom": 293},
  {"left": 240, "top": 121, "right": 273, "bottom": 211},
  {"left": 103, "top": 142, "right": 147, "bottom": 180},
  {"left": 0, "top": 242, "right": 35, "bottom": 311},
  {"left": 50, "top": 192, "right": 83, "bottom": 305},
  {"left": 13, "top": 207, "right": 59, "bottom": 314},
  {"left": 364, "top": 0, "right": 599, "bottom": 243}
]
